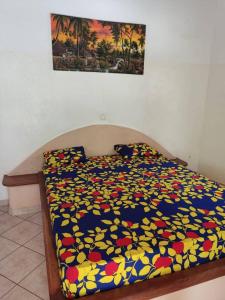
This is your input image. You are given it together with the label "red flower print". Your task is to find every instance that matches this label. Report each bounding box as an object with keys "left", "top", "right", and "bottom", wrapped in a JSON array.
[
  {"left": 134, "top": 192, "right": 144, "bottom": 198},
  {"left": 66, "top": 266, "right": 79, "bottom": 283},
  {"left": 144, "top": 172, "right": 154, "bottom": 177},
  {"left": 203, "top": 221, "right": 217, "bottom": 229},
  {"left": 88, "top": 251, "right": 102, "bottom": 262},
  {"left": 50, "top": 167, "right": 57, "bottom": 173},
  {"left": 118, "top": 177, "right": 125, "bottom": 181},
  {"left": 100, "top": 204, "right": 110, "bottom": 210},
  {"left": 162, "top": 231, "right": 172, "bottom": 238},
  {"left": 76, "top": 188, "right": 85, "bottom": 193},
  {"left": 116, "top": 237, "right": 132, "bottom": 247},
  {"left": 48, "top": 195, "right": 55, "bottom": 202},
  {"left": 92, "top": 191, "right": 101, "bottom": 197},
  {"left": 126, "top": 221, "right": 133, "bottom": 227},
  {"left": 105, "top": 181, "right": 114, "bottom": 185},
  {"left": 105, "top": 261, "right": 119, "bottom": 275},
  {"left": 78, "top": 212, "right": 85, "bottom": 218},
  {"left": 172, "top": 184, "right": 180, "bottom": 190},
  {"left": 58, "top": 153, "right": 65, "bottom": 159},
  {"left": 139, "top": 180, "right": 145, "bottom": 185},
  {"left": 203, "top": 240, "right": 213, "bottom": 251},
  {"left": 172, "top": 241, "right": 184, "bottom": 254},
  {"left": 61, "top": 251, "right": 73, "bottom": 261},
  {"left": 169, "top": 194, "right": 178, "bottom": 200},
  {"left": 186, "top": 232, "right": 199, "bottom": 239},
  {"left": 115, "top": 187, "right": 124, "bottom": 192},
  {"left": 62, "top": 237, "right": 76, "bottom": 246},
  {"left": 152, "top": 199, "right": 160, "bottom": 206},
  {"left": 155, "top": 220, "right": 167, "bottom": 228},
  {"left": 154, "top": 257, "right": 172, "bottom": 269},
  {"left": 173, "top": 181, "right": 181, "bottom": 185},
  {"left": 160, "top": 175, "right": 169, "bottom": 179},
  {"left": 154, "top": 183, "right": 161, "bottom": 188},
  {"left": 111, "top": 192, "right": 119, "bottom": 198},
  {"left": 91, "top": 178, "right": 101, "bottom": 183},
  {"left": 57, "top": 183, "right": 66, "bottom": 189},
  {"left": 196, "top": 185, "right": 204, "bottom": 190},
  {"left": 169, "top": 170, "right": 176, "bottom": 175},
  {"left": 144, "top": 151, "right": 151, "bottom": 157},
  {"left": 61, "top": 203, "right": 73, "bottom": 209},
  {"left": 95, "top": 197, "right": 103, "bottom": 203}
]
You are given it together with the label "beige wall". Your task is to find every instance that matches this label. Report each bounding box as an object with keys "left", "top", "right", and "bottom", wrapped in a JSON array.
[
  {"left": 199, "top": 0, "right": 225, "bottom": 184},
  {"left": 0, "top": 0, "right": 215, "bottom": 200}
]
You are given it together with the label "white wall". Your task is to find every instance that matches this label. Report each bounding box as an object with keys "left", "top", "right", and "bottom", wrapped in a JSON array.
[
  {"left": 0, "top": 0, "right": 216, "bottom": 200},
  {"left": 199, "top": 0, "right": 225, "bottom": 183}
]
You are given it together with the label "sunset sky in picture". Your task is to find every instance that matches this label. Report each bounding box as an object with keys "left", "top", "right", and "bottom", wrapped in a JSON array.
[{"left": 51, "top": 15, "right": 145, "bottom": 49}]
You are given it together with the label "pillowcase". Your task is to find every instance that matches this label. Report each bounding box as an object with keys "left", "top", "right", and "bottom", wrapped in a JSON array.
[
  {"left": 114, "top": 143, "right": 160, "bottom": 159},
  {"left": 43, "top": 146, "right": 86, "bottom": 167}
]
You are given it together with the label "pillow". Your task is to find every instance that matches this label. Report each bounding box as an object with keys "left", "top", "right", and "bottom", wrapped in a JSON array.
[
  {"left": 114, "top": 143, "right": 160, "bottom": 159},
  {"left": 43, "top": 146, "right": 86, "bottom": 167}
]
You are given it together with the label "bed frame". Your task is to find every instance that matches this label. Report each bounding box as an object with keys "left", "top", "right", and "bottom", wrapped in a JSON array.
[{"left": 2, "top": 125, "right": 225, "bottom": 299}]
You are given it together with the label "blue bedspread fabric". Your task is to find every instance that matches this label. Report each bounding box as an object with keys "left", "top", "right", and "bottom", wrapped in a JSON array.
[{"left": 43, "top": 155, "right": 225, "bottom": 299}]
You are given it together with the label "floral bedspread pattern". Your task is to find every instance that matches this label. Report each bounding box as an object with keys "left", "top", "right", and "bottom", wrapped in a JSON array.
[{"left": 43, "top": 155, "right": 225, "bottom": 299}]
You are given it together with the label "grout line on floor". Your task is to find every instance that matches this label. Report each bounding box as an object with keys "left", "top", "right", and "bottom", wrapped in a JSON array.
[
  {"left": 0, "top": 283, "right": 44, "bottom": 300},
  {"left": 0, "top": 245, "right": 23, "bottom": 263},
  {"left": 0, "top": 284, "right": 17, "bottom": 300},
  {"left": 17, "top": 259, "right": 47, "bottom": 300},
  {"left": 0, "top": 274, "right": 16, "bottom": 299},
  {"left": 0, "top": 253, "right": 45, "bottom": 286},
  {"left": 17, "top": 211, "right": 42, "bottom": 222},
  {"left": 0, "top": 236, "right": 45, "bottom": 262},
  {"left": 0, "top": 214, "right": 25, "bottom": 235}
]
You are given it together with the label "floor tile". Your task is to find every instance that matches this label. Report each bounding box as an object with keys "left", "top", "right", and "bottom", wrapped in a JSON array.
[
  {"left": 0, "top": 213, "right": 22, "bottom": 234},
  {"left": 28, "top": 212, "right": 43, "bottom": 226},
  {"left": 0, "top": 205, "right": 9, "bottom": 213},
  {"left": 24, "top": 232, "right": 45, "bottom": 255},
  {"left": 1, "top": 285, "right": 41, "bottom": 300},
  {"left": 2, "top": 221, "right": 42, "bottom": 245},
  {"left": 0, "top": 275, "right": 15, "bottom": 298},
  {"left": 0, "top": 246, "right": 45, "bottom": 283},
  {"left": 18, "top": 212, "right": 37, "bottom": 220},
  {"left": 0, "top": 236, "right": 20, "bottom": 260},
  {"left": 20, "top": 262, "right": 49, "bottom": 300}
]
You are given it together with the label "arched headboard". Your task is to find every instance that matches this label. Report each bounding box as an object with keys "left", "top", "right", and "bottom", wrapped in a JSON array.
[{"left": 10, "top": 124, "right": 174, "bottom": 175}]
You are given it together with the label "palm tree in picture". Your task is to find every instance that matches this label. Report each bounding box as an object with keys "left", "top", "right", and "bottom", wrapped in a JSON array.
[
  {"left": 138, "top": 27, "right": 146, "bottom": 57},
  {"left": 52, "top": 14, "right": 68, "bottom": 45},
  {"left": 101, "top": 21, "right": 121, "bottom": 57},
  {"left": 97, "top": 40, "right": 112, "bottom": 66},
  {"left": 80, "top": 21, "right": 91, "bottom": 57},
  {"left": 89, "top": 31, "right": 97, "bottom": 50},
  {"left": 138, "top": 36, "right": 145, "bottom": 50},
  {"left": 122, "top": 24, "right": 140, "bottom": 70},
  {"left": 69, "top": 17, "right": 90, "bottom": 59}
]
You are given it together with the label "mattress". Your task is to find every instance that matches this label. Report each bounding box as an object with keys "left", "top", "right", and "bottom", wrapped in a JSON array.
[{"left": 43, "top": 154, "right": 225, "bottom": 298}]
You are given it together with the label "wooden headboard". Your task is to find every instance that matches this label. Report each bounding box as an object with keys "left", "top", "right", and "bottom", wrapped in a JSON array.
[{"left": 9, "top": 124, "right": 175, "bottom": 175}]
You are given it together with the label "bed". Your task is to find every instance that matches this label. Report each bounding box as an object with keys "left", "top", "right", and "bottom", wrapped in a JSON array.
[
  {"left": 3, "top": 125, "right": 225, "bottom": 300},
  {"left": 41, "top": 147, "right": 225, "bottom": 299}
]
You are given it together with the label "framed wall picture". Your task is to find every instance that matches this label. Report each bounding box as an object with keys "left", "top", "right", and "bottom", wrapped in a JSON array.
[{"left": 51, "top": 14, "right": 146, "bottom": 75}]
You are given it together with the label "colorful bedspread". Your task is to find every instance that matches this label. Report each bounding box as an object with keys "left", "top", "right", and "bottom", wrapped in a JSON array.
[{"left": 43, "top": 155, "right": 225, "bottom": 299}]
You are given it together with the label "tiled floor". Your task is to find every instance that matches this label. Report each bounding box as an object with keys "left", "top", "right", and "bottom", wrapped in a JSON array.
[{"left": 0, "top": 205, "right": 49, "bottom": 300}]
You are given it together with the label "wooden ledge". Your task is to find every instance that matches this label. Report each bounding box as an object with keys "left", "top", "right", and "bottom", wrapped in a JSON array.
[
  {"left": 2, "top": 173, "right": 40, "bottom": 187},
  {"left": 171, "top": 157, "right": 188, "bottom": 167}
]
